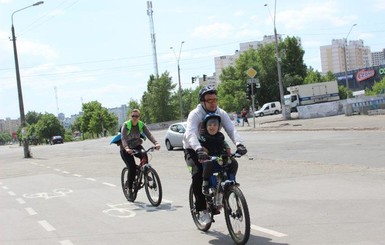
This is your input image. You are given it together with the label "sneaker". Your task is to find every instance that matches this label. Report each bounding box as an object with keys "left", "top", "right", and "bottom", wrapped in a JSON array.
[
  {"left": 198, "top": 210, "right": 211, "bottom": 224},
  {"left": 202, "top": 185, "right": 209, "bottom": 196}
]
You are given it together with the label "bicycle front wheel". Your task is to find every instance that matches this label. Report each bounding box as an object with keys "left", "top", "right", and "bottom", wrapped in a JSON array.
[
  {"left": 144, "top": 167, "right": 162, "bottom": 206},
  {"left": 223, "top": 185, "right": 250, "bottom": 245},
  {"left": 121, "top": 167, "right": 137, "bottom": 202}
]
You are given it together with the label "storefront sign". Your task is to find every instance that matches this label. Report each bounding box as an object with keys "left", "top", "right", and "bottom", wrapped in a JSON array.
[{"left": 356, "top": 69, "right": 375, "bottom": 82}]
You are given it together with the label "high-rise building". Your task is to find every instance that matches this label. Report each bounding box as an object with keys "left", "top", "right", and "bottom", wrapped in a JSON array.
[
  {"left": 320, "top": 39, "right": 372, "bottom": 74},
  {"left": 371, "top": 49, "right": 385, "bottom": 66}
]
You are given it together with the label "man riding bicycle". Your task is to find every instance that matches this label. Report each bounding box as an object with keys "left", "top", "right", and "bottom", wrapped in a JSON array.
[{"left": 183, "top": 86, "right": 247, "bottom": 225}]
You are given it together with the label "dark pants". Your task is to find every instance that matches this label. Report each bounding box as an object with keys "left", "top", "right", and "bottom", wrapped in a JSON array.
[
  {"left": 120, "top": 145, "right": 147, "bottom": 189},
  {"left": 184, "top": 149, "right": 238, "bottom": 212}
]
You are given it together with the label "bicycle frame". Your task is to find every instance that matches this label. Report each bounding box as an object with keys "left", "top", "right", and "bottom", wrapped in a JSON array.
[
  {"left": 121, "top": 146, "right": 162, "bottom": 206},
  {"left": 204, "top": 154, "right": 240, "bottom": 218}
]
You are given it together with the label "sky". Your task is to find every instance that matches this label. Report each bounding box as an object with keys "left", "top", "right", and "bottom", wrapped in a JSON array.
[{"left": 1, "top": 0, "right": 385, "bottom": 119}]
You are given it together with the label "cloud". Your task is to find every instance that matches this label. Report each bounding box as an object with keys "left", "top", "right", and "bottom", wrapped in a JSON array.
[
  {"left": 191, "top": 22, "right": 234, "bottom": 39},
  {"left": 18, "top": 39, "right": 58, "bottom": 60},
  {"left": 277, "top": 1, "right": 357, "bottom": 31},
  {"left": 234, "top": 10, "right": 245, "bottom": 17}
]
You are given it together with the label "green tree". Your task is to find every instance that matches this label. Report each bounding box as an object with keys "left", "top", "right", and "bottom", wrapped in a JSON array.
[
  {"left": 304, "top": 67, "right": 324, "bottom": 84},
  {"left": 0, "top": 132, "right": 12, "bottom": 145},
  {"left": 182, "top": 87, "right": 201, "bottom": 116},
  {"left": 26, "top": 111, "right": 42, "bottom": 125},
  {"left": 78, "top": 101, "right": 118, "bottom": 138},
  {"left": 281, "top": 36, "right": 307, "bottom": 87},
  {"left": 366, "top": 77, "right": 385, "bottom": 95},
  {"left": 218, "top": 66, "right": 248, "bottom": 112},
  {"left": 35, "top": 113, "right": 65, "bottom": 142},
  {"left": 324, "top": 71, "right": 336, "bottom": 81},
  {"left": 141, "top": 72, "right": 176, "bottom": 123}
]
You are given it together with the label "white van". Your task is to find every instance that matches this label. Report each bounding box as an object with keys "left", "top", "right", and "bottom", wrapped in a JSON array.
[{"left": 254, "top": 101, "right": 281, "bottom": 117}]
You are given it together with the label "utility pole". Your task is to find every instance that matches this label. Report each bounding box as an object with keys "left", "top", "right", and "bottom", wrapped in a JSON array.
[
  {"left": 146, "top": 1, "right": 159, "bottom": 77},
  {"left": 11, "top": 1, "right": 44, "bottom": 158}
]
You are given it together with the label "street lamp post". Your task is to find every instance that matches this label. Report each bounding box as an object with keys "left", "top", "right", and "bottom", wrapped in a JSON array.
[
  {"left": 264, "top": 1, "right": 288, "bottom": 119},
  {"left": 343, "top": 23, "right": 357, "bottom": 99},
  {"left": 11, "top": 1, "right": 44, "bottom": 158},
  {"left": 170, "top": 41, "right": 185, "bottom": 122}
]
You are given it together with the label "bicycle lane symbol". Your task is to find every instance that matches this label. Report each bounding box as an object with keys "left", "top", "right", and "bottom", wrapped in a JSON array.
[
  {"left": 23, "top": 188, "right": 73, "bottom": 200},
  {"left": 103, "top": 200, "right": 177, "bottom": 218},
  {"left": 103, "top": 203, "right": 136, "bottom": 218}
]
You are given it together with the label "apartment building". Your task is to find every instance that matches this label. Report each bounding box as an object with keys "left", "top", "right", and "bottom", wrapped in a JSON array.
[
  {"left": 213, "top": 35, "right": 284, "bottom": 86},
  {"left": 0, "top": 118, "right": 19, "bottom": 134},
  {"left": 320, "top": 39, "right": 372, "bottom": 74},
  {"left": 372, "top": 49, "right": 385, "bottom": 66}
]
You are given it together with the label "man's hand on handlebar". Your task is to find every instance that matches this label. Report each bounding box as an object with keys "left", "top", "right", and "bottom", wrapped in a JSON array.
[
  {"left": 154, "top": 143, "right": 161, "bottom": 150},
  {"left": 196, "top": 148, "right": 209, "bottom": 162},
  {"left": 236, "top": 144, "right": 247, "bottom": 156}
]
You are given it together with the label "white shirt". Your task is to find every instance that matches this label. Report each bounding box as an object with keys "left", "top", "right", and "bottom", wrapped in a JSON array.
[{"left": 182, "top": 104, "right": 243, "bottom": 151}]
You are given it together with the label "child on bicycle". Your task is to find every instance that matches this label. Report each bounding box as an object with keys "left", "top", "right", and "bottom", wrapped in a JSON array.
[
  {"left": 120, "top": 109, "right": 161, "bottom": 199},
  {"left": 198, "top": 113, "right": 238, "bottom": 196}
]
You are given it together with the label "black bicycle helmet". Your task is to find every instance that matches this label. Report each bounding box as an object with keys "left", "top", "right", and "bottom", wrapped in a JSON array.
[
  {"left": 199, "top": 86, "right": 217, "bottom": 102},
  {"left": 203, "top": 113, "right": 221, "bottom": 130}
]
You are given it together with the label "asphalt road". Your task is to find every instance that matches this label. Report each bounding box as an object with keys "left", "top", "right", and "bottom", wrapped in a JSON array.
[{"left": 1, "top": 116, "right": 385, "bottom": 245}]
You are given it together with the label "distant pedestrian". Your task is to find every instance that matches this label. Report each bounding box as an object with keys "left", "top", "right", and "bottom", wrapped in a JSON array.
[
  {"left": 241, "top": 108, "right": 250, "bottom": 126},
  {"left": 233, "top": 112, "right": 239, "bottom": 126}
]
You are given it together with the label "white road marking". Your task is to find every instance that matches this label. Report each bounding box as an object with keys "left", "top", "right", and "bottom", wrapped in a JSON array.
[
  {"left": 62, "top": 171, "right": 70, "bottom": 174},
  {"left": 2, "top": 186, "right": 9, "bottom": 190},
  {"left": 38, "top": 220, "right": 56, "bottom": 231},
  {"left": 16, "top": 198, "right": 26, "bottom": 204},
  {"left": 73, "top": 174, "right": 82, "bottom": 177},
  {"left": 46, "top": 166, "right": 51, "bottom": 169},
  {"left": 55, "top": 169, "right": 61, "bottom": 172},
  {"left": 102, "top": 182, "right": 116, "bottom": 187},
  {"left": 8, "top": 191, "right": 16, "bottom": 196},
  {"left": 25, "top": 207, "right": 37, "bottom": 215},
  {"left": 86, "top": 178, "right": 96, "bottom": 181},
  {"left": 251, "top": 224, "right": 287, "bottom": 237},
  {"left": 60, "top": 240, "right": 74, "bottom": 245}
]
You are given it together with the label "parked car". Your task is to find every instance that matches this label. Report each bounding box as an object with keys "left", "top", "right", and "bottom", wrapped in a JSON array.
[
  {"left": 254, "top": 101, "right": 281, "bottom": 117},
  {"left": 165, "top": 122, "right": 187, "bottom": 151},
  {"left": 51, "top": 135, "right": 64, "bottom": 145}
]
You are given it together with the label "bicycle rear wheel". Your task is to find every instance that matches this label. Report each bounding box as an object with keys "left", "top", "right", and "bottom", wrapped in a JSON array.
[
  {"left": 121, "top": 167, "right": 137, "bottom": 202},
  {"left": 188, "top": 184, "right": 212, "bottom": 231},
  {"left": 144, "top": 167, "right": 162, "bottom": 206},
  {"left": 223, "top": 185, "right": 250, "bottom": 245}
]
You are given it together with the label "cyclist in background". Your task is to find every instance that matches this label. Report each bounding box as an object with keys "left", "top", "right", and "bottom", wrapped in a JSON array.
[
  {"left": 120, "top": 109, "right": 161, "bottom": 199},
  {"left": 183, "top": 86, "right": 247, "bottom": 225}
]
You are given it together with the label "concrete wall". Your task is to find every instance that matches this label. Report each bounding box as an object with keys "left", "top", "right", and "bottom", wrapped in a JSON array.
[
  {"left": 297, "top": 101, "right": 344, "bottom": 119},
  {"left": 297, "top": 95, "right": 385, "bottom": 119}
]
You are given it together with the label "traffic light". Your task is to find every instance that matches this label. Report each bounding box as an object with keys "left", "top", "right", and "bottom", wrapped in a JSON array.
[
  {"left": 203, "top": 74, "right": 207, "bottom": 81},
  {"left": 246, "top": 84, "right": 251, "bottom": 100},
  {"left": 192, "top": 77, "right": 195, "bottom": 84}
]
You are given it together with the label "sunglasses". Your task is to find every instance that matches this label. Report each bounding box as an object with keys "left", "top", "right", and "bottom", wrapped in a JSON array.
[
  {"left": 204, "top": 98, "right": 218, "bottom": 104},
  {"left": 131, "top": 115, "right": 140, "bottom": 118}
]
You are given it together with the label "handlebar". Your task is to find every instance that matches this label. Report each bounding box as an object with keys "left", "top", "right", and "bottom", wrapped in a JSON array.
[
  {"left": 132, "top": 146, "right": 155, "bottom": 155},
  {"left": 209, "top": 152, "right": 242, "bottom": 161}
]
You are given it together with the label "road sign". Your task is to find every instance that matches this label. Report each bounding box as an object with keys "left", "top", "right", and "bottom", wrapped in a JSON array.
[
  {"left": 246, "top": 67, "right": 257, "bottom": 78},
  {"left": 247, "top": 78, "right": 260, "bottom": 88},
  {"left": 247, "top": 79, "right": 257, "bottom": 84}
]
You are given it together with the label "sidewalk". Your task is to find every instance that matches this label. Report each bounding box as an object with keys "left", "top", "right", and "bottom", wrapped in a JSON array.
[{"left": 237, "top": 114, "right": 385, "bottom": 131}]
